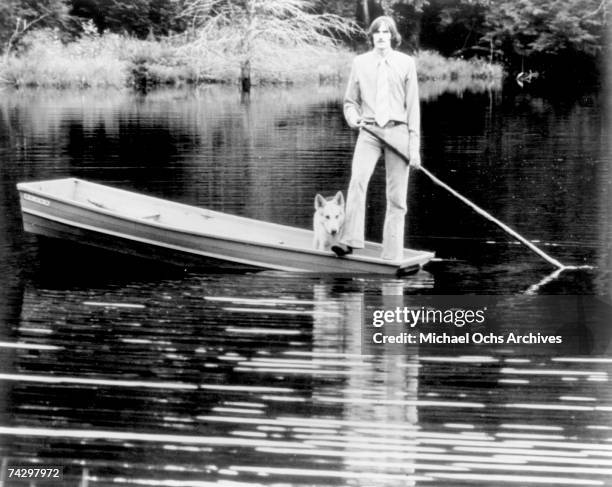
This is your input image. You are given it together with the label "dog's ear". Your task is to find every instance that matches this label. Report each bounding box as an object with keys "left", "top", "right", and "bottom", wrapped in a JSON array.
[
  {"left": 334, "top": 191, "right": 345, "bottom": 207},
  {"left": 315, "top": 194, "right": 326, "bottom": 209}
]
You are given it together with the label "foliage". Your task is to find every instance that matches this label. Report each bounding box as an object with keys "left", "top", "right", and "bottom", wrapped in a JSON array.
[
  {"left": 312, "top": 0, "right": 357, "bottom": 18},
  {"left": 383, "top": 0, "right": 430, "bottom": 14},
  {"left": 1, "top": 0, "right": 607, "bottom": 86},
  {"left": 0, "top": 0, "right": 71, "bottom": 57},
  {"left": 0, "top": 25, "right": 502, "bottom": 90},
  {"left": 348, "top": 0, "right": 429, "bottom": 29},
  {"left": 480, "top": 0, "right": 607, "bottom": 60},
  {"left": 423, "top": 0, "right": 608, "bottom": 71},
  {"left": 417, "top": 48, "right": 502, "bottom": 81},
  {"left": 178, "top": 0, "right": 361, "bottom": 87},
  {"left": 0, "top": 24, "right": 356, "bottom": 88},
  {"left": 69, "top": 0, "right": 186, "bottom": 38},
  {"left": 179, "top": 0, "right": 361, "bottom": 48},
  {"left": 417, "top": 48, "right": 503, "bottom": 100},
  {"left": 420, "top": 0, "right": 488, "bottom": 56},
  {"left": 1, "top": 28, "right": 128, "bottom": 87}
]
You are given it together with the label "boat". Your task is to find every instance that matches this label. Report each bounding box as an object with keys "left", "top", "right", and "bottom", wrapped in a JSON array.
[{"left": 17, "top": 178, "right": 434, "bottom": 275}]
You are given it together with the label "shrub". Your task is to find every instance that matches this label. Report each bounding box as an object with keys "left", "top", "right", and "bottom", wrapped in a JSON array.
[
  {"left": 0, "top": 29, "right": 504, "bottom": 91},
  {"left": 416, "top": 49, "right": 504, "bottom": 82}
]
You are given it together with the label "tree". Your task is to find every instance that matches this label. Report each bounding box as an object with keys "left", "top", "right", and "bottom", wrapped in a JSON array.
[
  {"left": 0, "top": 0, "right": 70, "bottom": 58},
  {"left": 417, "top": 0, "right": 607, "bottom": 77},
  {"left": 355, "top": 0, "right": 428, "bottom": 31},
  {"left": 179, "top": 0, "right": 360, "bottom": 92},
  {"left": 386, "top": 0, "right": 429, "bottom": 49},
  {"left": 485, "top": 0, "right": 605, "bottom": 55},
  {"left": 69, "top": 0, "right": 185, "bottom": 38},
  {"left": 445, "top": 0, "right": 607, "bottom": 71},
  {"left": 419, "top": 0, "right": 488, "bottom": 56}
]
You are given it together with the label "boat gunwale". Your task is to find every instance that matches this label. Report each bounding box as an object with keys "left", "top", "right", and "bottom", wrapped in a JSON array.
[
  {"left": 17, "top": 177, "right": 434, "bottom": 269},
  {"left": 21, "top": 207, "right": 311, "bottom": 272}
]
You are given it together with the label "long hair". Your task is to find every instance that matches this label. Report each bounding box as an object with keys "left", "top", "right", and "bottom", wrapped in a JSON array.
[{"left": 367, "top": 16, "right": 402, "bottom": 49}]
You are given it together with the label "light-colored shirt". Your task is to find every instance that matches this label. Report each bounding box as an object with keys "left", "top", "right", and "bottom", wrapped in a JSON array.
[{"left": 344, "top": 49, "right": 421, "bottom": 157}]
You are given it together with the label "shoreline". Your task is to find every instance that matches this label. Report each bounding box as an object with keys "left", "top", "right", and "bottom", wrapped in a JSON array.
[{"left": 0, "top": 31, "right": 503, "bottom": 91}]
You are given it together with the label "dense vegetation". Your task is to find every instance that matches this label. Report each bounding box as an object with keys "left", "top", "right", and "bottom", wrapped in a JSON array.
[{"left": 0, "top": 0, "right": 607, "bottom": 89}]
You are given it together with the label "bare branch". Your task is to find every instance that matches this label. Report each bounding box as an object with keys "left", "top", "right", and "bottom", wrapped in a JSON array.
[
  {"left": 583, "top": 0, "right": 609, "bottom": 19},
  {"left": 4, "top": 11, "right": 52, "bottom": 61}
]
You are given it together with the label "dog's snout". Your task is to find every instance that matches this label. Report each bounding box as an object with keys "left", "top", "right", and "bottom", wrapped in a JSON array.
[{"left": 331, "top": 230, "right": 337, "bottom": 236}]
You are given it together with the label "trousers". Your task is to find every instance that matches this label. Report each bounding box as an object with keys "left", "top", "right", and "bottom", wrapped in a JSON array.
[{"left": 340, "top": 124, "right": 410, "bottom": 260}]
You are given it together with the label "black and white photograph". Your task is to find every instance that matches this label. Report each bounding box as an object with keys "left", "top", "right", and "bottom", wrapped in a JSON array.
[{"left": 1, "top": 0, "right": 611, "bottom": 485}]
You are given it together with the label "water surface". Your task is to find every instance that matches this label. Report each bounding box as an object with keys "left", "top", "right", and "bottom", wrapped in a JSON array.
[{"left": 0, "top": 83, "right": 610, "bottom": 485}]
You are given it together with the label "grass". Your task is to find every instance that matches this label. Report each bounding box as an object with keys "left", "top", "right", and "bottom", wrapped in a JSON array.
[
  {"left": 417, "top": 50, "right": 504, "bottom": 83},
  {"left": 0, "top": 29, "right": 503, "bottom": 90},
  {"left": 1, "top": 30, "right": 130, "bottom": 88}
]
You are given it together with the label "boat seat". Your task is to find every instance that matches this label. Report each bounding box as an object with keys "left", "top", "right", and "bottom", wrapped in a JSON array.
[{"left": 87, "top": 198, "right": 161, "bottom": 221}]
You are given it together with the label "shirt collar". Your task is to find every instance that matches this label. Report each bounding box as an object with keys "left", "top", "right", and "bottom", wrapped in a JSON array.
[{"left": 374, "top": 49, "right": 393, "bottom": 63}]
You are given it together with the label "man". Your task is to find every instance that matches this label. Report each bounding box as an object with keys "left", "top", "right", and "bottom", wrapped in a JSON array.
[{"left": 332, "top": 15, "right": 421, "bottom": 261}]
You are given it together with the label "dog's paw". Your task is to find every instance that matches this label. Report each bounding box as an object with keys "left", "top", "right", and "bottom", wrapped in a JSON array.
[{"left": 331, "top": 244, "right": 353, "bottom": 257}]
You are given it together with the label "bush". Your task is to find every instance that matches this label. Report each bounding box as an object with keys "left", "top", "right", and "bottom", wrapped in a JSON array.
[
  {"left": 0, "top": 29, "right": 504, "bottom": 90},
  {"left": 416, "top": 49, "right": 504, "bottom": 83},
  {"left": 1, "top": 29, "right": 129, "bottom": 88}
]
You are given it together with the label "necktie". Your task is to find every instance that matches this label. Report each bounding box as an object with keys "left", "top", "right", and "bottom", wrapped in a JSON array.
[{"left": 375, "top": 58, "right": 390, "bottom": 128}]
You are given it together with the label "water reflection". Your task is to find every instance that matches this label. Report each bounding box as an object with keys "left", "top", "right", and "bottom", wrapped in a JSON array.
[
  {"left": 0, "top": 273, "right": 610, "bottom": 485},
  {"left": 316, "top": 284, "right": 419, "bottom": 486}
]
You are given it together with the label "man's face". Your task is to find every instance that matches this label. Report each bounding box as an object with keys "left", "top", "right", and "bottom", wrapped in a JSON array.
[{"left": 373, "top": 24, "right": 392, "bottom": 51}]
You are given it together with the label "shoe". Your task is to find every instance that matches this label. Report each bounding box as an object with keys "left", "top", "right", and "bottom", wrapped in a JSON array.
[{"left": 331, "top": 244, "right": 353, "bottom": 257}]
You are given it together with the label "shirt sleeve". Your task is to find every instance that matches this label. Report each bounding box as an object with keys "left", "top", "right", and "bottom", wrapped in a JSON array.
[
  {"left": 405, "top": 57, "right": 421, "bottom": 157},
  {"left": 343, "top": 58, "right": 361, "bottom": 128}
]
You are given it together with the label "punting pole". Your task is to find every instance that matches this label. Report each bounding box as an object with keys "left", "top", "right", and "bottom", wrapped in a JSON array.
[{"left": 361, "top": 125, "right": 590, "bottom": 271}]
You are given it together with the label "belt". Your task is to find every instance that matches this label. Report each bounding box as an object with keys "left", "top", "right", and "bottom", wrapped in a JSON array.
[{"left": 363, "top": 120, "right": 404, "bottom": 128}]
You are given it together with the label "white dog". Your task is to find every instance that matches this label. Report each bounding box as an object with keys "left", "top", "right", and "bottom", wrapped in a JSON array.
[{"left": 313, "top": 191, "right": 345, "bottom": 251}]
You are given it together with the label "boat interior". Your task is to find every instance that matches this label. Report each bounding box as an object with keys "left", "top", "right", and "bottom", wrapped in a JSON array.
[{"left": 19, "top": 178, "right": 429, "bottom": 262}]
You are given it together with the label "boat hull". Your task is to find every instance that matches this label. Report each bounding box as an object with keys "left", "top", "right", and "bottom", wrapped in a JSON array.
[{"left": 17, "top": 179, "right": 434, "bottom": 275}]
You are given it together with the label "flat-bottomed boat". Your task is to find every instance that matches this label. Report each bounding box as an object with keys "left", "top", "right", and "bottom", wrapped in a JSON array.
[{"left": 17, "top": 178, "right": 434, "bottom": 274}]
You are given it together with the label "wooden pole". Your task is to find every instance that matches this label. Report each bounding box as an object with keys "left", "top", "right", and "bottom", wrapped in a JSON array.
[
  {"left": 361, "top": 125, "right": 566, "bottom": 269},
  {"left": 362, "top": 0, "right": 370, "bottom": 27},
  {"left": 240, "top": 60, "right": 251, "bottom": 93}
]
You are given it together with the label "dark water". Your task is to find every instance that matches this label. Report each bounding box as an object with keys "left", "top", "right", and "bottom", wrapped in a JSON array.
[{"left": 0, "top": 83, "right": 611, "bottom": 486}]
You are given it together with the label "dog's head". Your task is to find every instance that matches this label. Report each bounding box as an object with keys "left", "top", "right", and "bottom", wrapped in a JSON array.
[{"left": 314, "top": 191, "right": 345, "bottom": 236}]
